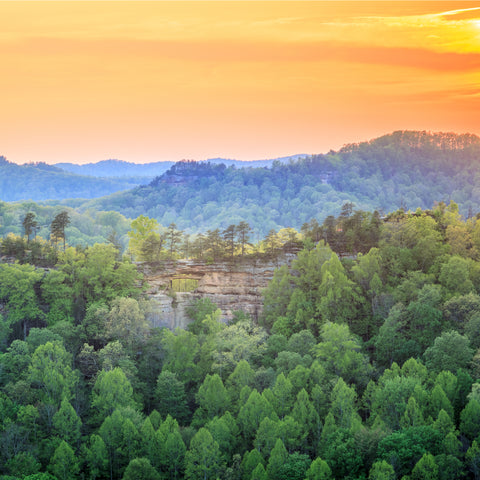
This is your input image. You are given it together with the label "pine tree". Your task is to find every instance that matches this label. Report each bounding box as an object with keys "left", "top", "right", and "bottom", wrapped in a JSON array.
[{"left": 50, "top": 211, "right": 70, "bottom": 251}]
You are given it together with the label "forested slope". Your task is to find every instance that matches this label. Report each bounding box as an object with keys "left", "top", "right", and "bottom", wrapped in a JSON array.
[
  {"left": 0, "top": 158, "right": 144, "bottom": 202},
  {"left": 0, "top": 204, "right": 480, "bottom": 478},
  {"left": 79, "top": 131, "right": 480, "bottom": 236}
]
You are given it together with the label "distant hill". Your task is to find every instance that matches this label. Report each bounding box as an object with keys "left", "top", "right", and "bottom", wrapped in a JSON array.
[
  {"left": 75, "top": 131, "right": 480, "bottom": 235},
  {"left": 54, "top": 159, "right": 174, "bottom": 179},
  {"left": 0, "top": 154, "right": 306, "bottom": 203},
  {"left": 0, "top": 157, "right": 142, "bottom": 202},
  {"left": 54, "top": 155, "right": 306, "bottom": 177}
]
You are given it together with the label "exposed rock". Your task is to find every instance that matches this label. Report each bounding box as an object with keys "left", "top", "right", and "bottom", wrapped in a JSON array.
[{"left": 141, "top": 254, "right": 295, "bottom": 330}]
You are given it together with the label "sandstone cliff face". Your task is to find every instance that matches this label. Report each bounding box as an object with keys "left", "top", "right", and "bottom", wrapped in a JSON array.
[{"left": 141, "top": 255, "right": 295, "bottom": 330}]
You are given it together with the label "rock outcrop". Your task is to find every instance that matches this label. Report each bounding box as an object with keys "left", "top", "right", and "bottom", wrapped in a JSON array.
[{"left": 141, "top": 254, "right": 295, "bottom": 330}]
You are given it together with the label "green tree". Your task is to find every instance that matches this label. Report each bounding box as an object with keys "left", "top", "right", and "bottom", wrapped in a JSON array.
[
  {"left": 155, "top": 370, "right": 189, "bottom": 424},
  {"left": 127, "top": 215, "right": 160, "bottom": 261},
  {"left": 236, "top": 221, "right": 253, "bottom": 256},
  {"left": 269, "top": 372, "right": 294, "bottom": 419},
  {"left": 5, "top": 452, "right": 41, "bottom": 478},
  {"left": 185, "top": 428, "right": 223, "bottom": 480},
  {"left": 305, "top": 457, "right": 332, "bottom": 480},
  {"left": 166, "top": 222, "right": 183, "bottom": 258},
  {"left": 329, "top": 378, "right": 361, "bottom": 430},
  {"left": 428, "top": 385, "right": 454, "bottom": 420},
  {"left": 277, "top": 452, "right": 310, "bottom": 480},
  {"left": 411, "top": 453, "right": 438, "bottom": 480},
  {"left": 48, "top": 440, "right": 79, "bottom": 480},
  {"left": 238, "top": 389, "right": 277, "bottom": 445},
  {"left": 28, "top": 341, "right": 78, "bottom": 407},
  {"left": 466, "top": 440, "right": 480, "bottom": 480},
  {"left": 84, "top": 434, "right": 109, "bottom": 480},
  {"left": 241, "top": 449, "right": 264, "bottom": 480},
  {"left": 314, "top": 321, "right": 372, "bottom": 386},
  {"left": 162, "top": 428, "right": 186, "bottom": 480},
  {"left": 400, "top": 396, "right": 424, "bottom": 428},
  {"left": 251, "top": 463, "right": 268, "bottom": 480},
  {"left": 260, "top": 265, "right": 294, "bottom": 331},
  {"left": 460, "top": 398, "right": 480, "bottom": 440},
  {"left": 377, "top": 426, "right": 441, "bottom": 478},
  {"left": 122, "top": 458, "right": 160, "bottom": 480},
  {"left": 292, "top": 388, "right": 320, "bottom": 451},
  {"left": 105, "top": 297, "right": 150, "bottom": 352},
  {"left": 253, "top": 416, "right": 282, "bottom": 458},
  {"left": 223, "top": 224, "right": 237, "bottom": 258},
  {"left": 41, "top": 270, "right": 75, "bottom": 325},
  {"left": 0, "top": 263, "right": 44, "bottom": 340},
  {"left": 368, "top": 460, "right": 395, "bottom": 480},
  {"left": 206, "top": 413, "right": 239, "bottom": 464},
  {"left": 374, "top": 304, "right": 419, "bottom": 368},
  {"left": 316, "top": 252, "right": 362, "bottom": 331},
  {"left": 23, "top": 212, "right": 39, "bottom": 244},
  {"left": 226, "top": 359, "right": 255, "bottom": 406},
  {"left": 266, "top": 438, "right": 288, "bottom": 480},
  {"left": 161, "top": 329, "right": 200, "bottom": 387},
  {"left": 140, "top": 232, "right": 165, "bottom": 263},
  {"left": 52, "top": 397, "right": 82, "bottom": 447},
  {"left": 91, "top": 367, "right": 138, "bottom": 423},
  {"left": 424, "top": 331, "right": 474, "bottom": 373},
  {"left": 439, "top": 255, "right": 474, "bottom": 298},
  {"left": 196, "top": 374, "right": 230, "bottom": 421},
  {"left": 50, "top": 211, "right": 71, "bottom": 251}
]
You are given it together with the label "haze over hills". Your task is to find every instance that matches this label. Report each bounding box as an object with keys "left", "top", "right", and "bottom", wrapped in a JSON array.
[
  {"left": 0, "top": 155, "right": 306, "bottom": 202},
  {"left": 53, "top": 155, "right": 306, "bottom": 178},
  {"left": 0, "top": 157, "right": 143, "bottom": 202}
]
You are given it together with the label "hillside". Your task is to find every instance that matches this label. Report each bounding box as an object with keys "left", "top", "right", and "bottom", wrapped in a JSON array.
[
  {"left": 77, "top": 131, "right": 480, "bottom": 235},
  {"left": 54, "top": 159, "right": 174, "bottom": 179},
  {"left": 0, "top": 157, "right": 143, "bottom": 202},
  {"left": 0, "top": 155, "right": 306, "bottom": 203},
  {"left": 54, "top": 155, "right": 305, "bottom": 178}
]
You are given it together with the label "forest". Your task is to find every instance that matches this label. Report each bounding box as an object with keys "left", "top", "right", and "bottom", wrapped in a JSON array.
[
  {"left": 76, "top": 131, "right": 480, "bottom": 235},
  {"left": 0, "top": 158, "right": 146, "bottom": 203},
  {"left": 3, "top": 131, "right": 480, "bottom": 238},
  {"left": 0, "top": 200, "right": 480, "bottom": 479}
]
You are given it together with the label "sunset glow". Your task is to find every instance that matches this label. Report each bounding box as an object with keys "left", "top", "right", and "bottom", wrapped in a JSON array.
[{"left": 1, "top": 1, "right": 480, "bottom": 164}]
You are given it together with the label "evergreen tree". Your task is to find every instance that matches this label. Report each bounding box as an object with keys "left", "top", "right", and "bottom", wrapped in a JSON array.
[
  {"left": 48, "top": 440, "right": 79, "bottom": 480},
  {"left": 305, "top": 457, "right": 332, "bottom": 480},
  {"left": 23, "top": 212, "right": 39, "bottom": 244},
  {"left": 185, "top": 428, "right": 223, "bottom": 480},
  {"left": 52, "top": 397, "right": 82, "bottom": 447},
  {"left": 236, "top": 221, "right": 253, "bottom": 256},
  {"left": 50, "top": 211, "right": 70, "bottom": 251},
  {"left": 155, "top": 370, "right": 189, "bottom": 424},
  {"left": 266, "top": 439, "right": 288, "bottom": 480},
  {"left": 122, "top": 458, "right": 161, "bottom": 480},
  {"left": 411, "top": 453, "right": 438, "bottom": 480}
]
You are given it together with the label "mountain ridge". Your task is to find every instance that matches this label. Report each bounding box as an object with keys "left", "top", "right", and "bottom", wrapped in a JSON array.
[{"left": 73, "top": 130, "right": 480, "bottom": 235}]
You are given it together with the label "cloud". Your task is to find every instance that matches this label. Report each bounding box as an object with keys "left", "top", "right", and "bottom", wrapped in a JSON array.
[
  {"left": 6, "top": 36, "right": 480, "bottom": 73},
  {"left": 438, "top": 7, "right": 480, "bottom": 21}
]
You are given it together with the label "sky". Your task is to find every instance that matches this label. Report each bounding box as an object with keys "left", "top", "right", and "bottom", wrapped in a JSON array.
[{"left": 1, "top": 1, "right": 480, "bottom": 165}]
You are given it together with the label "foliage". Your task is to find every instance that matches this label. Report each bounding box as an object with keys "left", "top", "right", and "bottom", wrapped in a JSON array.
[{"left": 0, "top": 198, "right": 480, "bottom": 479}]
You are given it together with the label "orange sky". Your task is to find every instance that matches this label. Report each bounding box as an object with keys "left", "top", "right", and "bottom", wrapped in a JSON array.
[{"left": 1, "top": 1, "right": 480, "bottom": 165}]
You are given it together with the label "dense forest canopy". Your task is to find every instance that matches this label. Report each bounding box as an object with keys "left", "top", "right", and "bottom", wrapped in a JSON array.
[{"left": 0, "top": 200, "right": 480, "bottom": 478}]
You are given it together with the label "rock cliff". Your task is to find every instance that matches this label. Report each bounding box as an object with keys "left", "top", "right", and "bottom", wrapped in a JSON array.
[{"left": 141, "top": 254, "right": 295, "bottom": 330}]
